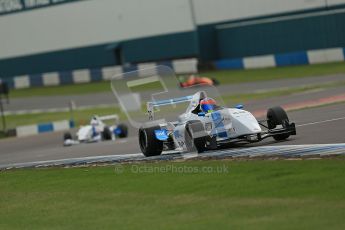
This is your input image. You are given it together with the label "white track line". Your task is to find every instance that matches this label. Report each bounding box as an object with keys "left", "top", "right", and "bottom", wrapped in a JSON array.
[{"left": 297, "top": 117, "right": 345, "bottom": 127}]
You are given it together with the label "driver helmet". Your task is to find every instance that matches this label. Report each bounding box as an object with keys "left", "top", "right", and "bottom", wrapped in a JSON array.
[
  {"left": 90, "top": 115, "right": 100, "bottom": 126},
  {"left": 200, "top": 98, "right": 217, "bottom": 113}
]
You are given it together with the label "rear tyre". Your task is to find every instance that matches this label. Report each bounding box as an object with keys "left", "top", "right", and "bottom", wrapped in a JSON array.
[
  {"left": 139, "top": 126, "right": 163, "bottom": 157},
  {"left": 211, "top": 78, "right": 220, "bottom": 86},
  {"left": 102, "top": 126, "right": 112, "bottom": 140},
  {"left": 267, "top": 106, "right": 290, "bottom": 141},
  {"left": 63, "top": 132, "right": 72, "bottom": 141},
  {"left": 185, "top": 120, "right": 207, "bottom": 153},
  {"left": 116, "top": 123, "right": 128, "bottom": 138}
]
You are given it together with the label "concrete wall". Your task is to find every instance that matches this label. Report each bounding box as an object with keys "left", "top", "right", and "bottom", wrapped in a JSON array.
[
  {"left": 328, "top": 0, "right": 345, "bottom": 6},
  {"left": 0, "top": 0, "right": 194, "bottom": 59},
  {"left": 196, "top": 0, "right": 345, "bottom": 61},
  {"left": 216, "top": 9, "right": 345, "bottom": 59},
  {"left": 1, "top": 0, "right": 345, "bottom": 77},
  {"left": 193, "top": 0, "right": 326, "bottom": 25}
]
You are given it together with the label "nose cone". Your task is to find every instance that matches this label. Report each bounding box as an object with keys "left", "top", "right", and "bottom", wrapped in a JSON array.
[
  {"left": 229, "top": 109, "right": 262, "bottom": 134},
  {"left": 239, "top": 118, "right": 261, "bottom": 133},
  {"left": 77, "top": 126, "right": 92, "bottom": 141}
]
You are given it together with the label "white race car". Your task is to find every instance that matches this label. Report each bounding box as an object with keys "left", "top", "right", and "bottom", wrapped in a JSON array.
[
  {"left": 139, "top": 91, "right": 296, "bottom": 156},
  {"left": 63, "top": 115, "right": 128, "bottom": 146}
]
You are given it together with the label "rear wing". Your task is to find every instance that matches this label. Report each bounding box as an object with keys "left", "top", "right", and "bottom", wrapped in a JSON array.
[{"left": 147, "top": 95, "right": 193, "bottom": 120}]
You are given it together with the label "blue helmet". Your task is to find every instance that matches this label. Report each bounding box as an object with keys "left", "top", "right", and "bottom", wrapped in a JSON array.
[{"left": 200, "top": 98, "right": 217, "bottom": 112}]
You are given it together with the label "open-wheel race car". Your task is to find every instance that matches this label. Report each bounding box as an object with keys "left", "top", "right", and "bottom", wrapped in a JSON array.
[
  {"left": 139, "top": 91, "right": 296, "bottom": 157},
  {"left": 178, "top": 75, "right": 220, "bottom": 88},
  {"left": 63, "top": 115, "right": 128, "bottom": 146}
]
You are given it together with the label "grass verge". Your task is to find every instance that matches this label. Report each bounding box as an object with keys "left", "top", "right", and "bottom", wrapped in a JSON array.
[
  {"left": 9, "top": 62, "right": 345, "bottom": 98},
  {"left": 1, "top": 158, "right": 344, "bottom": 229},
  {"left": 1, "top": 106, "right": 123, "bottom": 130},
  {"left": 222, "top": 81, "right": 345, "bottom": 104},
  {"left": 205, "top": 61, "right": 345, "bottom": 85}
]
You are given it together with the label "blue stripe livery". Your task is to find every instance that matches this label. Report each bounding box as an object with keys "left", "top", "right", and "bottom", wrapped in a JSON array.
[
  {"left": 154, "top": 129, "right": 169, "bottom": 141},
  {"left": 211, "top": 111, "right": 228, "bottom": 138}
]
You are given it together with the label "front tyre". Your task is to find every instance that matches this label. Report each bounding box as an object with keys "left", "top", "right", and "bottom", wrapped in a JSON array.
[
  {"left": 63, "top": 132, "right": 72, "bottom": 141},
  {"left": 102, "top": 126, "right": 112, "bottom": 140},
  {"left": 139, "top": 126, "right": 163, "bottom": 157},
  {"left": 211, "top": 78, "right": 220, "bottom": 86},
  {"left": 267, "top": 106, "right": 290, "bottom": 141},
  {"left": 185, "top": 120, "right": 207, "bottom": 153}
]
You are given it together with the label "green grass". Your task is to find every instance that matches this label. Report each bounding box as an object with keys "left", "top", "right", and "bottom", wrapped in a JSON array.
[
  {"left": 10, "top": 81, "right": 112, "bottom": 98},
  {"left": 0, "top": 107, "right": 123, "bottom": 130},
  {"left": 130, "top": 81, "right": 165, "bottom": 92},
  {"left": 205, "top": 61, "right": 345, "bottom": 85},
  {"left": 1, "top": 158, "right": 344, "bottom": 229},
  {"left": 9, "top": 62, "right": 345, "bottom": 98},
  {"left": 222, "top": 81, "right": 345, "bottom": 104},
  {"left": 0, "top": 131, "right": 6, "bottom": 138}
]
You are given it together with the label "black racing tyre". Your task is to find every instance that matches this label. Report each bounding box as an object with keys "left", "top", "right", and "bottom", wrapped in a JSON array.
[
  {"left": 63, "top": 132, "right": 72, "bottom": 141},
  {"left": 102, "top": 126, "right": 112, "bottom": 140},
  {"left": 267, "top": 106, "right": 290, "bottom": 141},
  {"left": 139, "top": 126, "right": 163, "bottom": 157},
  {"left": 165, "top": 136, "right": 176, "bottom": 150},
  {"left": 211, "top": 78, "right": 220, "bottom": 86},
  {"left": 185, "top": 120, "right": 207, "bottom": 153},
  {"left": 116, "top": 123, "right": 128, "bottom": 138}
]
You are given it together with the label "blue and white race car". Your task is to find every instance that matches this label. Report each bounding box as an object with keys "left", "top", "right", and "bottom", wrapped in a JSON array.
[
  {"left": 64, "top": 115, "right": 128, "bottom": 146},
  {"left": 139, "top": 91, "right": 296, "bottom": 157}
]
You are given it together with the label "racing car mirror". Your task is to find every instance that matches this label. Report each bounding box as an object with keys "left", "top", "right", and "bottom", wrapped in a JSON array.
[{"left": 111, "top": 66, "right": 225, "bottom": 129}]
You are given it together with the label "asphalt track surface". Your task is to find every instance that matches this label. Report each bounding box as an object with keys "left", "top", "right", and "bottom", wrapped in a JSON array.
[
  {"left": 1, "top": 102, "right": 344, "bottom": 167},
  {"left": 5, "top": 74, "right": 345, "bottom": 113}
]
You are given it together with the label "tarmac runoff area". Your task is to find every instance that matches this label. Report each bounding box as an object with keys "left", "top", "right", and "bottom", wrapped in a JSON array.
[{"left": 0, "top": 102, "right": 344, "bottom": 170}]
